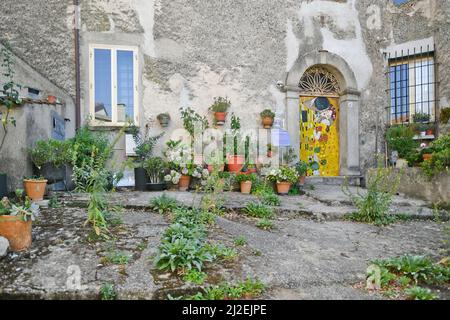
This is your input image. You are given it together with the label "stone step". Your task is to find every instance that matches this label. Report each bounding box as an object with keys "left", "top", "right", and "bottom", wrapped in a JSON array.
[{"left": 305, "top": 176, "right": 362, "bottom": 187}]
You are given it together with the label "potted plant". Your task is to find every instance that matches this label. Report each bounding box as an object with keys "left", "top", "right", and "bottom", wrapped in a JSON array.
[
  {"left": 47, "top": 95, "right": 57, "bottom": 104},
  {"left": 0, "top": 172, "right": 7, "bottom": 198},
  {"left": 267, "top": 166, "right": 299, "bottom": 195},
  {"left": 421, "top": 147, "right": 434, "bottom": 162},
  {"left": 227, "top": 114, "right": 245, "bottom": 173},
  {"left": 235, "top": 173, "right": 256, "bottom": 194},
  {"left": 267, "top": 144, "right": 273, "bottom": 158},
  {"left": 130, "top": 126, "right": 164, "bottom": 191},
  {"left": 425, "top": 123, "right": 435, "bottom": 136},
  {"left": 260, "top": 109, "right": 275, "bottom": 129},
  {"left": 157, "top": 113, "right": 171, "bottom": 127},
  {"left": 144, "top": 157, "right": 167, "bottom": 191},
  {"left": 294, "top": 161, "right": 309, "bottom": 185},
  {"left": 413, "top": 112, "right": 430, "bottom": 124},
  {"left": 209, "top": 97, "right": 231, "bottom": 125},
  {"left": 386, "top": 125, "right": 419, "bottom": 165},
  {"left": 206, "top": 152, "right": 225, "bottom": 173},
  {"left": 23, "top": 176, "right": 48, "bottom": 201},
  {"left": 29, "top": 139, "right": 70, "bottom": 184},
  {"left": 0, "top": 191, "right": 39, "bottom": 251},
  {"left": 164, "top": 170, "right": 182, "bottom": 190},
  {"left": 178, "top": 165, "right": 194, "bottom": 191}
]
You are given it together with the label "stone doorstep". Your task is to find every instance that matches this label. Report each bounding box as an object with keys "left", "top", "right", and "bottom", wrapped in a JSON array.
[{"left": 305, "top": 176, "right": 362, "bottom": 186}]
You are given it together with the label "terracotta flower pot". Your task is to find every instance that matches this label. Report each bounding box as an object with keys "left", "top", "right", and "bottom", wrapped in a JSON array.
[
  {"left": 298, "top": 176, "right": 306, "bottom": 186},
  {"left": 426, "top": 129, "right": 434, "bottom": 136},
  {"left": 178, "top": 175, "right": 191, "bottom": 191},
  {"left": 240, "top": 181, "right": 252, "bottom": 194},
  {"left": 47, "top": 95, "right": 57, "bottom": 104},
  {"left": 207, "top": 165, "right": 225, "bottom": 173},
  {"left": 23, "top": 179, "right": 48, "bottom": 201},
  {"left": 267, "top": 151, "right": 273, "bottom": 158},
  {"left": 276, "top": 182, "right": 291, "bottom": 195},
  {"left": 227, "top": 155, "right": 245, "bottom": 173},
  {"left": 0, "top": 216, "right": 32, "bottom": 252},
  {"left": 262, "top": 117, "right": 274, "bottom": 129},
  {"left": 214, "top": 112, "right": 227, "bottom": 125},
  {"left": 423, "top": 154, "right": 432, "bottom": 161}
]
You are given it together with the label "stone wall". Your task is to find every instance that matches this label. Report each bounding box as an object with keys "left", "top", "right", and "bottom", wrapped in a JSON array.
[{"left": 0, "top": 0, "right": 448, "bottom": 174}]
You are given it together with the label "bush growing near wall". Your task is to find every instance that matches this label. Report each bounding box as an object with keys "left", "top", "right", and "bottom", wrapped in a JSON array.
[
  {"left": 385, "top": 125, "right": 418, "bottom": 159},
  {"left": 421, "top": 133, "right": 450, "bottom": 178}
]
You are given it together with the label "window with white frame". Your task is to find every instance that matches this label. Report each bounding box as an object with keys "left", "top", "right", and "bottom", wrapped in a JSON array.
[{"left": 89, "top": 45, "right": 139, "bottom": 125}]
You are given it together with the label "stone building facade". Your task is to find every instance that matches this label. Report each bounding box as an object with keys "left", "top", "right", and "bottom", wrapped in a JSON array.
[{"left": 0, "top": 0, "right": 449, "bottom": 178}]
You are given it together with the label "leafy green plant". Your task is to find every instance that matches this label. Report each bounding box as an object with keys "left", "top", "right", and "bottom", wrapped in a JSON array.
[
  {"left": 267, "top": 166, "right": 299, "bottom": 184},
  {"left": 244, "top": 202, "right": 273, "bottom": 219},
  {"left": 230, "top": 113, "right": 241, "bottom": 156},
  {"left": 294, "top": 161, "right": 309, "bottom": 177},
  {"left": 183, "top": 269, "right": 207, "bottom": 285},
  {"left": 150, "top": 194, "right": 179, "bottom": 214},
  {"left": 440, "top": 107, "right": 450, "bottom": 124},
  {"left": 29, "top": 139, "right": 71, "bottom": 171},
  {"left": 413, "top": 112, "right": 430, "bottom": 123},
  {"left": 185, "top": 278, "right": 265, "bottom": 300},
  {"left": 385, "top": 125, "right": 419, "bottom": 159},
  {"left": 235, "top": 173, "right": 256, "bottom": 183},
  {"left": 99, "top": 283, "right": 117, "bottom": 300},
  {"left": 234, "top": 236, "right": 247, "bottom": 246},
  {"left": 260, "top": 109, "right": 275, "bottom": 119},
  {"left": 405, "top": 286, "right": 438, "bottom": 300},
  {"left": 209, "top": 97, "right": 231, "bottom": 113},
  {"left": 256, "top": 218, "right": 274, "bottom": 231},
  {"left": 421, "top": 133, "right": 450, "bottom": 178},
  {"left": 206, "top": 244, "right": 237, "bottom": 261},
  {"left": 259, "top": 192, "right": 280, "bottom": 206},
  {"left": 48, "top": 195, "right": 61, "bottom": 209},
  {"left": 0, "top": 44, "right": 23, "bottom": 151},
  {"left": 144, "top": 157, "right": 166, "bottom": 184},
  {"left": 343, "top": 163, "right": 401, "bottom": 226},
  {"left": 102, "top": 250, "right": 130, "bottom": 265},
  {"left": 180, "top": 107, "right": 209, "bottom": 138}
]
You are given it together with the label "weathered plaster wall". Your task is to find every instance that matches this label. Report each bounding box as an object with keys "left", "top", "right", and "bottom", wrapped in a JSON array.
[{"left": 1, "top": 0, "right": 449, "bottom": 174}]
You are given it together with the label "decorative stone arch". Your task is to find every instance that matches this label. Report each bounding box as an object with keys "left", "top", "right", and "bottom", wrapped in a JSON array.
[{"left": 282, "top": 50, "right": 361, "bottom": 176}]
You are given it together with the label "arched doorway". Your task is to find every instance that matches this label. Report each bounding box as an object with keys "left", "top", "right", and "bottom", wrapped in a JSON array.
[
  {"left": 299, "top": 67, "right": 341, "bottom": 176},
  {"left": 283, "top": 50, "right": 362, "bottom": 177}
]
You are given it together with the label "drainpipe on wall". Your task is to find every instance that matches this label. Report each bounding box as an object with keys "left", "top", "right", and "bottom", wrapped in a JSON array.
[{"left": 74, "top": 0, "right": 81, "bottom": 130}]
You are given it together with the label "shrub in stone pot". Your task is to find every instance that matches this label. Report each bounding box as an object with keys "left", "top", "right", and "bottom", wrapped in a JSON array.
[
  {"left": 0, "top": 173, "right": 7, "bottom": 198},
  {"left": 235, "top": 173, "right": 256, "bottom": 194},
  {"left": 209, "top": 97, "right": 231, "bottom": 125},
  {"left": 144, "top": 157, "right": 167, "bottom": 191},
  {"left": 260, "top": 109, "right": 275, "bottom": 129},
  {"left": 0, "top": 193, "right": 39, "bottom": 252},
  {"left": 267, "top": 166, "right": 299, "bottom": 195}
]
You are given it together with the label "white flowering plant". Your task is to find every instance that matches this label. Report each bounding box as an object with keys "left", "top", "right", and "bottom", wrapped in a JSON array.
[
  {"left": 266, "top": 166, "right": 299, "bottom": 184},
  {"left": 164, "top": 170, "right": 182, "bottom": 185}
]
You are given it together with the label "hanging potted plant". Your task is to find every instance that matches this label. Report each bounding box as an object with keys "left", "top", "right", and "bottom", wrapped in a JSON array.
[
  {"left": 294, "top": 161, "right": 309, "bottom": 186},
  {"left": 235, "top": 173, "right": 256, "bottom": 194},
  {"left": 0, "top": 191, "right": 39, "bottom": 252},
  {"left": 267, "top": 166, "right": 299, "bottom": 195},
  {"left": 260, "top": 109, "right": 275, "bottom": 129},
  {"left": 144, "top": 157, "right": 167, "bottom": 191},
  {"left": 227, "top": 114, "right": 245, "bottom": 173},
  {"left": 209, "top": 97, "right": 231, "bottom": 125},
  {"left": 157, "top": 113, "right": 171, "bottom": 128}
]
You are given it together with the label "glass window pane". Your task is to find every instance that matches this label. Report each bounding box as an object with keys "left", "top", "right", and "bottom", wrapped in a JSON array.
[
  {"left": 117, "top": 50, "right": 135, "bottom": 122},
  {"left": 94, "top": 49, "right": 112, "bottom": 122}
]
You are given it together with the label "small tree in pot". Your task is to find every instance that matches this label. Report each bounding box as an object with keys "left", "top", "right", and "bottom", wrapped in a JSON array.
[
  {"left": 294, "top": 161, "right": 309, "bottom": 186},
  {"left": 144, "top": 157, "right": 167, "bottom": 191}
]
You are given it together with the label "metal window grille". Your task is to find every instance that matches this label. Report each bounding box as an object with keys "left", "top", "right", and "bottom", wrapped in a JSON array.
[{"left": 386, "top": 45, "right": 438, "bottom": 126}]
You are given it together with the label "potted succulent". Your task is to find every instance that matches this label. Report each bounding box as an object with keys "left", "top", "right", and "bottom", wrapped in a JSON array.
[
  {"left": 209, "top": 97, "right": 231, "bottom": 125},
  {"left": 260, "top": 109, "right": 276, "bottom": 129},
  {"left": 0, "top": 190, "right": 39, "bottom": 251},
  {"left": 235, "top": 173, "right": 256, "bottom": 194},
  {"left": 157, "top": 113, "right": 171, "bottom": 127},
  {"left": 144, "top": 157, "right": 167, "bottom": 191},
  {"left": 294, "top": 161, "right": 309, "bottom": 185},
  {"left": 0, "top": 172, "right": 7, "bottom": 198},
  {"left": 227, "top": 114, "right": 245, "bottom": 173},
  {"left": 267, "top": 166, "right": 299, "bottom": 195}
]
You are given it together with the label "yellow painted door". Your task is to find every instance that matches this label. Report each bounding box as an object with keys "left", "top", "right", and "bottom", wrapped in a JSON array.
[{"left": 300, "top": 96, "right": 339, "bottom": 177}]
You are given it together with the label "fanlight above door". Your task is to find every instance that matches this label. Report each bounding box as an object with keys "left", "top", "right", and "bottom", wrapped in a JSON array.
[{"left": 299, "top": 67, "right": 340, "bottom": 96}]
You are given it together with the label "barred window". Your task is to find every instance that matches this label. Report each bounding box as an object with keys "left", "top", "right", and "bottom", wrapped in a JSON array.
[{"left": 388, "top": 53, "right": 436, "bottom": 125}]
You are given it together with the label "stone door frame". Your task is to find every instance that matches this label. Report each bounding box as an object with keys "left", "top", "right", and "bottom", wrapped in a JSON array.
[{"left": 282, "top": 50, "right": 362, "bottom": 176}]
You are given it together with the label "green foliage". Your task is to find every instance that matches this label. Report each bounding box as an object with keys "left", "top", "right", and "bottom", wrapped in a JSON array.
[
  {"left": 29, "top": 139, "right": 71, "bottom": 170},
  {"left": 48, "top": 195, "right": 61, "bottom": 209},
  {"left": 385, "top": 125, "right": 419, "bottom": 159},
  {"left": 260, "top": 109, "right": 275, "bottom": 119},
  {"left": 150, "top": 194, "right": 179, "bottom": 214},
  {"left": 230, "top": 113, "right": 241, "bottom": 156},
  {"left": 85, "top": 176, "right": 109, "bottom": 237},
  {"left": 441, "top": 107, "right": 450, "bottom": 124},
  {"left": 205, "top": 243, "right": 238, "bottom": 261},
  {"left": 343, "top": 164, "right": 400, "bottom": 226},
  {"left": 1, "top": 196, "right": 40, "bottom": 221},
  {"left": 185, "top": 278, "right": 265, "bottom": 300},
  {"left": 102, "top": 250, "right": 130, "bottom": 265},
  {"left": 180, "top": 107, "right": 209, "bottom": 138},
  {"left": 405, "top": 286, "right": 438, "bottom": 300},
  {"left": 183, "top": 269, "right": 207, "bottom": 285},
  {"left": 260, "top": 192, "right": 280, "bottom": 206},
  {"left": 413, "top": 112, "right": 430, "bottom": 123},
  {"left": 129, "top": 125, "right": 164, "bottom": 166},
  {"left": 99, "top": 283, "right": 117, "bottom": 300},
  {"left": 144, "top": 157, "right": 166, "bottom": 184},
  {"left": 421, "top": 133, "right": 450, "bottom": 178},
  {"left": 267, "top": 166, "right": 299, "bottom": 184},
  {"left": 234, "top": 236, "right": 247, "bottom": 246},
  {"left": 294, "top": 161, "right": 309, "bottom": 177},
  {"left": 244, "top": 202, "right": 273, "bottom": 219},
  {"left": 209, "top": 97, "right": 231, "bottom": 113},
  {"left": 235, "top": 173, "right": 257, "bottom": 183},
  {"left": 256, "top": 218, "right": 274, "bottom": 231}
]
